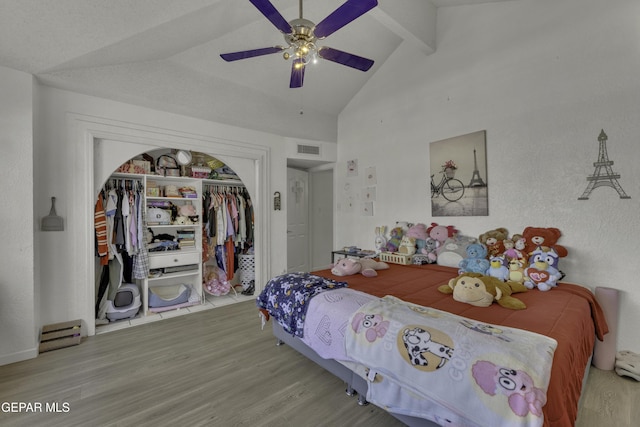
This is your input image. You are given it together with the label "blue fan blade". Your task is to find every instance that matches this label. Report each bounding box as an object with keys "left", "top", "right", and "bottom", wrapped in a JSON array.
[
  {"left": 249, "top": 0, "right": 293, "bottom": 34},
  {"left": 290, "top": 59, "right": 305, "bottom": 88},
  {"left": 314, "top": 0, "right": 378, "bottom": 39},
  {"left": 318, "top": 47, "right": 374, "bottom": 71},
  {"left": 220, "top": 46, "right": 284, "bottom": 61}
]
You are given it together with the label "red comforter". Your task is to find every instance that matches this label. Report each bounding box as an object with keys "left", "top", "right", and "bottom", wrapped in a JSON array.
[{"left": 312, "top": 263, "right": 608, "bottom": 427}]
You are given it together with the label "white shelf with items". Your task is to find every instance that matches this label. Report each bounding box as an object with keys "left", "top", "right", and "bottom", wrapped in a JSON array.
[{"left": 141, "top": 175, "right": 204, "bottom": 315}]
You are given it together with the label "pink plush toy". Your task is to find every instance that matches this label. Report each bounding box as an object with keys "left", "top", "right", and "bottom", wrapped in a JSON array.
[
  {"left": 331, "top": 257, "right": 389, "bottom": 278},
  {"left": 427, "top": 222, "right": 458, "bottom": 250}
]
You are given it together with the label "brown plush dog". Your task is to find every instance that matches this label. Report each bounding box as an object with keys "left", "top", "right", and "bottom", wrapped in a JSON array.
[{"left": 438, "top": 273, "right": 528, "bottom": 310}]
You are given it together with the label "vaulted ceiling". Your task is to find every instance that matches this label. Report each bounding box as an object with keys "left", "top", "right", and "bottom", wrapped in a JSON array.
[{"left": 0, "top": 0, "right": 513, "bottom": 140}]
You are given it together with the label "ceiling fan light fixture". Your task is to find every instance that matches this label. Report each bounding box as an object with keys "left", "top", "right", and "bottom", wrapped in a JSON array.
[
  {"left": 221, "top": 0, "right": 378, "bottom": 88},
  {"left": 283, "top": 16, "right": 319, "bottom": 67}
]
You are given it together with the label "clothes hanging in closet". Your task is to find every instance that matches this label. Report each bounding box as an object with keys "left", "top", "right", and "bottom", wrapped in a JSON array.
[
  {"left": 94, "top": 178, "right": 147, "bottom": 320},
  {"left": 203, "top": 185, "right": 253, "bottom": 281}
]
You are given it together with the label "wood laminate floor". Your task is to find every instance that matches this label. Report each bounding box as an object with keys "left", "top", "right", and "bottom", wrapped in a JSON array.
[{"left": 0, "top": 301, "right": 637, "bottom": 427}]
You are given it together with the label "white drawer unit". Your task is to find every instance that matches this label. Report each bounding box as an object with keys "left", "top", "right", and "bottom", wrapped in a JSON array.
[{"left": 148, "top": 251, "right": 200, "bottom": 270}]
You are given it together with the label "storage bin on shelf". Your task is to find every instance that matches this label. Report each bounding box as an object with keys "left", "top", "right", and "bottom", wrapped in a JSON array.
[
  {"left": 379, "top": 252, "right": 413, "bottom": 265},
  {"left": 190, "top": 165, "right": 211, "bottom": 179}
]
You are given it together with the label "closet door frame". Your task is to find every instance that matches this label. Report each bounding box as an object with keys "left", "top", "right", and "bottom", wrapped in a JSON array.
[{"left": 70, "top": 113, "right": 271, "bottom": 336}]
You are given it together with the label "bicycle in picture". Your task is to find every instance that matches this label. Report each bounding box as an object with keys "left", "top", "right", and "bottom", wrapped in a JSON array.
[{"left": 431, "top": 168, "right": 465, "bottom": 201}]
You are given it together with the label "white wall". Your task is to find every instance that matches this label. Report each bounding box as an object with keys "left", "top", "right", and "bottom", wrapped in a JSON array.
[
  {"left": 0, "top": 66, "right": 37, "bottom": 365},
  {"left": 335, "top": 0, "right": 640, "bottom": 353}
]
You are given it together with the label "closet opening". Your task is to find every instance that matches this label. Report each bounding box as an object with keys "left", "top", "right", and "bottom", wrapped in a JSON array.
[{"left": 94, "top": 148, "right": 256, "bottom": 333}]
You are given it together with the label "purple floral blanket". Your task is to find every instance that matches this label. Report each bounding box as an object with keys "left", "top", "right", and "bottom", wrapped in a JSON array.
[{"left": 256, "top": 272, "right": 347, "bottom": 338}]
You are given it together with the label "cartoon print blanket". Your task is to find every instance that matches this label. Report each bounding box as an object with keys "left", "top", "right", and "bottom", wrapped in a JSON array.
[
  {"left": 346, "top": 296, "right": 557, "bottom": 427},
  {"left": 300, "top": 288, "right": 377, "bottom": 360}
]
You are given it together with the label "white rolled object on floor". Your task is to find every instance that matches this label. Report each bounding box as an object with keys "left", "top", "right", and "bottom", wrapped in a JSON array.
[{"left": 592, "top": 286, "right": 619, "bottom": 370}]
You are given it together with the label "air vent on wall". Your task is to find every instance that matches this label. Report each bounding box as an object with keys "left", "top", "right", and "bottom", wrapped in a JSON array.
[{"left": 297, "top": 144, "right": 321, "bottom": 155}]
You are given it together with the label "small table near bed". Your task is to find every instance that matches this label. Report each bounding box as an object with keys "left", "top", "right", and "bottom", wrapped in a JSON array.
[{"left": 331, "top": 249, "right": 376, "bottom": 263}]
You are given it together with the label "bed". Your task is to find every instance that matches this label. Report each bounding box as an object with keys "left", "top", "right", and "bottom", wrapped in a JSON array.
[{"left": 258, "top": 263, "right": 608, "bottom": 427}]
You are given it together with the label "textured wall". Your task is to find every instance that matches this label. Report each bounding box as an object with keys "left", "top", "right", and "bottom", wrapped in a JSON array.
[
  {"left": 335, "top": 0, "right": 640, "bottom": 352},
  {"left": 0, "top": 66, "right": 36, "bottom": 364}
]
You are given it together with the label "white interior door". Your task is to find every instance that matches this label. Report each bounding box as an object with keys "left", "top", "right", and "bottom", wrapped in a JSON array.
[
  {"left": 310, "top": 168, "right": 333, "bottom": 270},
  {"left": 287, "top": 168, "right": 309, "bottom": 273}
]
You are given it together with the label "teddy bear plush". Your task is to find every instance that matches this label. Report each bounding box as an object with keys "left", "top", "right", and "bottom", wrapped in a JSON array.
[
  {"left": 478, "top": 227, "right": 509, "bottom": 258},
  {"left": 521, "top": 227, "right": 568, "bottom": 258},
  {"left": 524, "top": 247, "right": 563, "bottom": 291},
  {"left": 438, "top": 273, "right": 528, "bottom": 310},
  {"left": 458, "top": 243, "right": 490, "bottom": 274},
  {"left": 331, "top": 257, "right": 389, "bottom": 278}
]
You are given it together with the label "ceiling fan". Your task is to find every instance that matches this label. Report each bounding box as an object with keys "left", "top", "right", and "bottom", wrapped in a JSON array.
[{"left": 220, "top": 0, "right": 378, "bottom": 88}]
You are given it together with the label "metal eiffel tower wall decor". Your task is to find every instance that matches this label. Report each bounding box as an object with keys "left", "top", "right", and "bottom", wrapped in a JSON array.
[{"left": 578, "top": 129, "right": 630, "bottom": 200}]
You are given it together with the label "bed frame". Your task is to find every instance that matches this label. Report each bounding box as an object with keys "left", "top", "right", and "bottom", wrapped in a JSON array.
[{"left": 274, "top": 321, "right": 440, "bottom": 427}]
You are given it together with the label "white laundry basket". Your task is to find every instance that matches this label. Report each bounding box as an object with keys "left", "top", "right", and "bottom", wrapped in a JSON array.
[{"left": 239, "top": 254, "right": 255, "bottom": 288}]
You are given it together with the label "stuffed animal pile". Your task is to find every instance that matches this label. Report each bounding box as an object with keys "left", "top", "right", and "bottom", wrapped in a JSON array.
[{"left": 371, "top": 224, "right": 569, "bottom": 292}]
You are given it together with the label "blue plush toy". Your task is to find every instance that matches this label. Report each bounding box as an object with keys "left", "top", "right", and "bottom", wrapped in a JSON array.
[
  {"left": 458, "top": 243, "right": 490, "bottom": 274},
  {"left": 486, "top": 255, "right": 510, "bottom": 282}
]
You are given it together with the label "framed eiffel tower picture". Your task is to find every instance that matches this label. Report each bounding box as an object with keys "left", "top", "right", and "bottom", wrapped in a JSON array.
[{"left": 429, "top": 130, "right": 488, "bottom": 217}]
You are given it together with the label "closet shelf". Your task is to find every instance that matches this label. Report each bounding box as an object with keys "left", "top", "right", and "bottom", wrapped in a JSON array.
[
  {"left": 203, "top": 178, "right": 243, "bottom": 186},
  {"left": 112, "top": 172, "right": 243, "bottom": 187},
  {"left": 147, "top": 224, "right": 199, "bottom": 228},
  {"left": 147, "top": 196, "right": 199, "bottom": 201},
  {"left": 148, "top": 248, "right": 200, "bottom": 255},
  {"left": 148, "top": 270, "right": 199, "bottom": 281}
]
